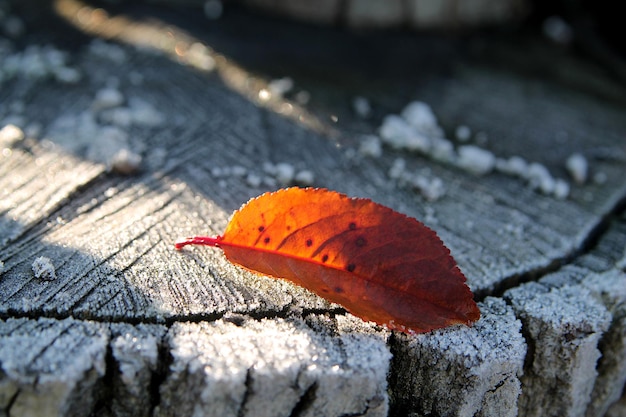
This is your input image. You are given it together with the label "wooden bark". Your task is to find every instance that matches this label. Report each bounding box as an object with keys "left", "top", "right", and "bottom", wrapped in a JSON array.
[{"left": 1, "top": 2, "right": 626, "bottom": 416}]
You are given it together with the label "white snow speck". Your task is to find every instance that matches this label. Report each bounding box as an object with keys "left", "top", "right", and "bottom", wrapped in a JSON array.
[
  {"left": 231, "top": 165, "right": 248, "bottom": 177},
  {"left": 88, "top": 40, "right": 127, "bottom": 63},
  {"left": 456, "top": 145, "right": 495, "bottom": 175},
  {"left": 358, "top": 135, "right": 382, "bottom": 158},
  {"left": 294, "top": 170, "right": 315, "bottom": 186},
  {"left": 210, "top": 167, "right": 225, "bottom": 177},
  {"left": 387, "top": 158, "right": 445, "bottom": 201},
  {"left": 495, "top": 156, "right": 528, "bottom": 177},
  {"left": 268, "top": 77, "right": 294, "bottom": 98},
  {"left": 553, "top": 179, "right": 570, "bottom": 199},
  {"left": 86, "top": 125, "right": 129, "bottom": 163},
  {"left": 92, "top": 87, "right": 124, "bottom": 111},
  {"left": 455, "top": 125, "right": 472, "bottom": 142},
  {"left": 1, "top": 44, "right": 79, "bottom": 83},
  {"left": 565, "top": 153, "right": 588, "bottom": 184},
  {"left": 401, "top": 101, "right": 442, "bottom": 137},
  {"left": 127, "top": 97, "right": 164, "bottom": 127},
  {"left": 53, "top": 66, "right": 81, "bottom": 84},
  {"left": 110, "top": 149, "right": 142, "bottom": 175},
  {"left": 262, "top": 162, "right": 277, "bottom": 175},
  {"left": 379, "top": 115, "right": 431, "bottom": 153},
  {"left": 388, "top": 158, "right": 406, "bottom": 180},
  {"left": 593, "top": 171, "right": 607, "bottom": 185},
  {"left": 409, "top": 174, "right": 446, "bottom": 202},
  {"left": 185, "top": 42, "right": 216, "bottom": 72},
  {"left": 352, "top": 96, "right": 371, "bottom": 118},
  {"left": 246, "top": 173, "right": 262, "bottom": 188},
  {"left": 274, "top": 162, "right": 295, "bottom": 185},
  {"left": 527, "top": 162, "right": 555, "bottom": 194},
  {"left": 32, "top": 256, "right": 56, "bottom": 280},
  {"left": 0, "top": 124, "right": 24, "bottom": 146},
  {"left": 429, "top": 138, "right": 455, "bottom": 163}
]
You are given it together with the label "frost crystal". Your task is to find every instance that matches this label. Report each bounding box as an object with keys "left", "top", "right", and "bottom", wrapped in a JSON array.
[
  {"left": 565, "top": 153, "right": 588, "bottom": 184},
  {"left": 456, "top": 145, "right": 495, "bottom": 176},
  {"left": 32, "top": 256, "right": 57, "bottom": 280}
]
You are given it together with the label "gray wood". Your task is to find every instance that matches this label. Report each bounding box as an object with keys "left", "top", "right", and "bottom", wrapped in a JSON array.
[
  {"left": 1, "top": 2, "right": 626, "bottom": 416},
  {"left": 505, "top": 282, "right": 611, "bottom": 417},
  {"left": 107, "top": 323, "right": 167, "bottom": 417},
  {"left": 390, "top": 297, "right": 526, "bottom": 417},
  {"left": 0, "top": 317, "right": 108, "bottom": 417},
  {"left": 154, "top": 316, "right": 390, "bottom": 417}
]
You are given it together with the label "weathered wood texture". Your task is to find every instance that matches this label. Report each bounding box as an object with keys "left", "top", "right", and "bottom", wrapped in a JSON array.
[{"left": 1, "top": 1, "right": 626, "bottom": 416}]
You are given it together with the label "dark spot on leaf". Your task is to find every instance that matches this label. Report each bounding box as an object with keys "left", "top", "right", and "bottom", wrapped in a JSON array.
[
  {"left": 264, "top": 237, "right": 270, "bottom": 244},
  {"left": 334, "top": 286, "right": 344, "bottom": 293},
  {"left": 286, "top": 225, "right": 292, "bottom": 231},
  {"left": 321, "top": 254, "right": 329, "bottom": 262},
  {"left": 258, "top": 226, "right": 265, "bottom": 232},
  {"left": 306, "top": 238, "right": 313, "bottom": 247},
  {"left": 349, "top": 222, "right": 357, "bottom": 230},
  {"left": 346, "top": 263, "right": 356, "bottom": 272},
  {"left": 355, "top": 237, "right": 366, "bottom": 247}
]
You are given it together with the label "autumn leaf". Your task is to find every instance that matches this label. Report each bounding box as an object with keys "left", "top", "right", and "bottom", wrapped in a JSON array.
[{"left": 176, "top": 187, "right": 480, "bottom": 334}]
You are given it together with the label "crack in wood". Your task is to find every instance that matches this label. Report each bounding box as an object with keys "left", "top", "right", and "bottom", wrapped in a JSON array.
[
  {"left": 484, "top": 200, "right": 626, "bottom": 300},
  {"left": 236, "top": 368, "right": 254, "bottom": 417},
  {"left": 288, "top": 381, "right": 318, "bottom": 417}
]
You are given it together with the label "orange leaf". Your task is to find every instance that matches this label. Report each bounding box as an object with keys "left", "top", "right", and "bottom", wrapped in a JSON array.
[{"left": 176, "top": 187, "right": 480, "bottom": 334}]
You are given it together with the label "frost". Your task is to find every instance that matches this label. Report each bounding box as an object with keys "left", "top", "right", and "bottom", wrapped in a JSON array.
[
  {"left": 387, "top": 158, "right": 445, "bottom": 201},
  {"left": 0, "top": 123, "right": 24, "bottom": 146},
  {"left": 429, "top": 138, "right": 455, "bottom": 163},
  {"left": 110, "top": 149, "right": 142, "bottom": 175},
  {"left": 408, "top": 174, "right": 446, "bottom": 202},
  {"left": 92, "top": 87, "right": 125, "bottom": 111},
  {"left": 527, "top": 162, "right": 555, "bottom": 194},
  {"left": 32, "top": 256, "right": 57, "bottom": 280},
  {"left": 379, "top": 115, "right": 430, "bottom": 152},
  {"left": 495, "top": 156, "right": 528, "bottom": 177},
  {"left": 401, "top": 101, "right": 443, "bottom": 138},
  {"left": 184, "top": 43, "right": 215, "bottom": 71},
  {"left": 268, "top": 77, "right": 294, "bottom": 98},
  {"left": 375, "top": 99, "right": 573, "bottom": 199},
  {"left": 456, "top": 145, "right": 495, "bottom": 175},
  {"left": 274, "top": 162, "right": 295, "bottom": 185},
  {"left": 352, "top": 96, "right": 371, "bottom": 118},
  {"left": 553, "top": 179, "right": 570, "bottom": 200},
  {"left": 455, "top": 125, "right": 472, "bottom": 142},
  {"left": 565, "top": 153, "right": 588, "bottom": 184},
  {"left": 358, "top": 135, "right": 382, "bottom": 158},
  {"left": 98, "top": 98, "right": 165, "bottom": 128},
  {"left": 0, "top": 44, "right": 81, "bottom": 84},
  {"left": 388, "top": 158, "right": 406, "bottom": 180},
  {"left": 294, "top": 170, "right": 315, "bottom": 186},
  {"left": 246, "top": 173, "right": 262, "bottom": 188},
  {"left": 88, "top": 39, "right": 127, "bottom": 63},
  {"left": 230, "top": 165, "right": 247, "bottom": 177}
]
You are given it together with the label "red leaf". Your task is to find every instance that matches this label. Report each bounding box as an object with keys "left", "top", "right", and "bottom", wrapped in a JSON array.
[{"left": 176, "top": 187, "right": 480, "bottom": 334}]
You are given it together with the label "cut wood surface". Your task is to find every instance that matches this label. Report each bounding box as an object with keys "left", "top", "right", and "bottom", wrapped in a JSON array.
[{"left": 1, "top": 1, "right": 625, "bottom": 416}]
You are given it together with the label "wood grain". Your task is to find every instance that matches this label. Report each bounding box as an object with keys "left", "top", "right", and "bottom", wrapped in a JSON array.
[{"left": 1, "top": 3, "right": 625, "bottom": 416}]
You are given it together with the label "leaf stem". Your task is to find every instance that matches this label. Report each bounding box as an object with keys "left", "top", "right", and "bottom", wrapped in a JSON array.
[{"left": 174, "top": 236, "right": 222, "bottom": 250}]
